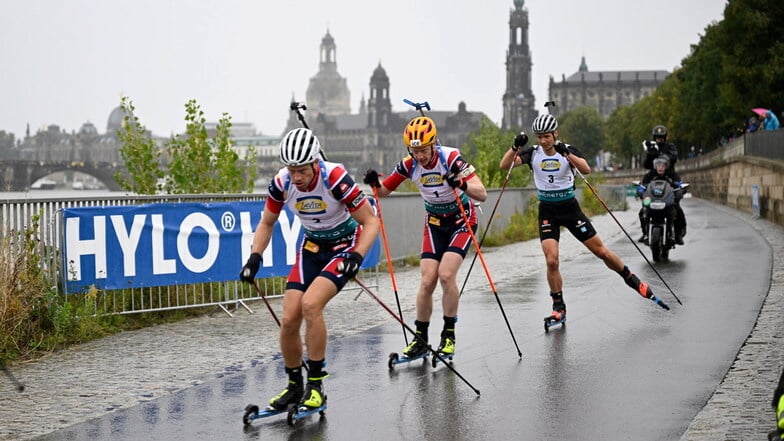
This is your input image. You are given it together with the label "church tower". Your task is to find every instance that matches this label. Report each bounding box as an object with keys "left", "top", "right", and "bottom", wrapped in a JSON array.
[
  {"left": 368, "top": 62, "right": 392, "bottom": 129},
  {"left": 502, "top": 0, "right": 537, "bottom": 130},
  {"left": 305, "top": 29, "right": 351, "bottom": 118}
]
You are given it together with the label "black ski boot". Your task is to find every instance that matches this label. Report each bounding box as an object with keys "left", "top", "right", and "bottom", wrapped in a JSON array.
[{"left": 269, "top": 380, "right": 303, "bottom": 410}]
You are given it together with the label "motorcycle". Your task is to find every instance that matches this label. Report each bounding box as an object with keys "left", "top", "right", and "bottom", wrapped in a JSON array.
[{"left": 633, "top": 178, "right": 688, "bottom": 262}]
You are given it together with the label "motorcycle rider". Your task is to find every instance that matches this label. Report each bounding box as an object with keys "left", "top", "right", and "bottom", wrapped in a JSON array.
[
  {"left": 639, "top": 125, "right": 686, "bottom": 244},
  {"left": 637, "top": 155, "right": 682, "bottom": 246}
]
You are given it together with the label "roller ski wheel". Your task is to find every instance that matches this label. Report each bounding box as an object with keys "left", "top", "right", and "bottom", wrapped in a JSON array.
[
  {"left": 388, "top": 351, "right": 428, "bottom": 369},
  {"left": 543, "top": 314, "right": 566, "bottom": 333},
  {"left": 431, "top": 351, "right": 454, "bottom": 368},
  {"left": 242, "top": 403, "right": 290, "bottom": 425},
  {"left": 286, "top": 398, "right": 327, "bottom": 426}
]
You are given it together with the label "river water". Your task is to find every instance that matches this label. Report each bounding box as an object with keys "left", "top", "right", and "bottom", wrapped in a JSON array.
[{"left": 1, "top": 189, "right": 125, "bottom": 201}]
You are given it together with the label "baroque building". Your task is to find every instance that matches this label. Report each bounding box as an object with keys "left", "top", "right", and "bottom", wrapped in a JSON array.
[
  {"left": 284, "top": 30, "right": 488, "bottom": 175},
  {"left": 502, "top": 0, "right": 538, "bottom": 131},
  {"left": 548, "top": 56, "right": 669, "bottom": 118}
]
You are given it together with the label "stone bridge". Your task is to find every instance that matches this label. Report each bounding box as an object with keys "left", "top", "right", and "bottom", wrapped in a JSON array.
[{"left": 0, "top": 159, "right": 125, "bottom": 191}]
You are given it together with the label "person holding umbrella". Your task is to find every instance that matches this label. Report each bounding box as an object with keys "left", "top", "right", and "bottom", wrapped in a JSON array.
[{"left": 753, "top": 108, "right": 781, "bottom": 131}]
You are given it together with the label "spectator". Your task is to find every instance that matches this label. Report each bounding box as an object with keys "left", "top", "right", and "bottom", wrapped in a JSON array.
[
  {"left": 762, "top": 110, "right": 780, "bottom": 131},
  {"left": 747, "top": 117, "right": 759, "bottom": 133}
]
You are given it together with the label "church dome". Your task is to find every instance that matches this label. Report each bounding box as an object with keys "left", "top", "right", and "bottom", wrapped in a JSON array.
[
  {"left": 371, "top": 63, "right": 388, "bottom": 82},
  {"left": 79, "top": 121, "right": 98, "bottom": 136},
  {"left": 106, "top": 106, "right": 131, "bottom": 133}
]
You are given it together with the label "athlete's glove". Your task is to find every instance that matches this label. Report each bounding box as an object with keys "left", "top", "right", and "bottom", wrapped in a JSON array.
[
  {"left": 240, "top": 252, "right": 262, "bottom": 283},
  {"left": 444, "top": 173, "right": 468, "bottom": 191},
  {"left": 363, "top": 169, "right": 381, "bottom": 188},
  {"left": 554, "top": 141, "right": 569, "bottom": 156},
  {"left": 512, "top": 132, "right": 529, "bottom": 151},
  {"left": 336, "top": 251, "right": 363, "bottom": 279}
]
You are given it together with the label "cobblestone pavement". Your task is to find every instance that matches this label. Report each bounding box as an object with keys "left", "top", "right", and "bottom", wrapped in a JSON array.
[
  {"left": 0, "top": 200, "right": 781, "bottom": 440},
  {"left": 680, "top": 204, "right": 784, "bottom": 441}
]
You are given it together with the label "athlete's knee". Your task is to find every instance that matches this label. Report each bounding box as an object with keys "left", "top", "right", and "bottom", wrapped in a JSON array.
[
  {"left": 280, "top": 315, "right": 302, "bottom": 336},
  {"left": 419, "top": 275, "right": 438, "bottom": 293},
  {"left": 545, "top": 256, "right": 559, "bottom": 272},
  {"left": 300, "top": 297, "right": 325, "bottom": 322}
]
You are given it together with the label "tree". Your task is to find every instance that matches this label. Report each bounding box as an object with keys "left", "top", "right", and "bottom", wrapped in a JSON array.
[
  {"left": 604, "top": 106, "right": 638, "bottom": 168},
  {"left": 557, "top": 106, "right": 604, "bottom": 163},
  {"left": 115, "top": 97, "right": 256, "bottom": 195},
  {"left": 466, "top": 118, "right": 531, "bottom": 189},
  {"left": 115, "top": 97, "right": 164, "bottom": 194},
  {"left": 0, "top": 130, "right": 16, "bottom": 159}
]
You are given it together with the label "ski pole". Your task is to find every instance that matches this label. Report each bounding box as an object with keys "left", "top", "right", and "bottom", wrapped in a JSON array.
[
  {"left": 290, "top": 101, "right": 310, "bottom": 130},
  {"left": 247, "top": 280, "right": 309, "bottom": 372},
  {"left": 371, "top": 186, "right": 408, "bottom": 345},
  {"left": 458, "top": 149, "right": 519, "bottom": 298},
  {"left": 1, "top": 359, "right": 25, "bottom": 392},
  {"left": 352, "top": 277, "right": 481, "bottom": 396},
  {"left": 289, "top": 101, "right": 329, "bottom": 161},
  {"left": 403, "top": 98, "right": 430, "bottom": 116},
  {"left": 563, "top": 154, "right": 682, "bottom": 306},
  {"left": 451, "top": 188, "right": 523, "bottom": 358}
]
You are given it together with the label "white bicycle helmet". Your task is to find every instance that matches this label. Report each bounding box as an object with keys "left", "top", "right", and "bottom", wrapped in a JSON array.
[
  {"left": 532, "top": 114, "right": 559, "bottom": 134},
  {"left": 279, "top": 128, "right": 320, "bottom": 166}
]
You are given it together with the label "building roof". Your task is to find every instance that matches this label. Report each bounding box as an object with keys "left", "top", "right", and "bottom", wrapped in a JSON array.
[{"left": 564, "top": 70, "right": 669, "bottom": 83}]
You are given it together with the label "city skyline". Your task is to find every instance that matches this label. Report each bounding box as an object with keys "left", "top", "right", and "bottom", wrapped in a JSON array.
[{"left": 1, "top": 0, "right": 726, "bottom": 139}]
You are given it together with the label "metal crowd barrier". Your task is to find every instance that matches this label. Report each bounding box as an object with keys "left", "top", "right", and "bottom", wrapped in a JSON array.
[{"left": 0, "top": 193, "right": 377, "bottom": 317}]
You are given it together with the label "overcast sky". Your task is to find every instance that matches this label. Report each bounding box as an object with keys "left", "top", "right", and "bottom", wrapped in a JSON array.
[{"left": 1, "top": 0, "right": 726, "bottom": 140}]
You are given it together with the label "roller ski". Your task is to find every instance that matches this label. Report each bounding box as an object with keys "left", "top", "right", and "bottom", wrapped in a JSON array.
[
  {"left": 621, "top": 266, "right": 670, "bottom": 311},
  {"left": 431, "top": 337, "right": 455, "bottom": 368},
  {"left": 242, "top": 404, "right": 290, "bottom": 425},
  {"left": 287, "top": 382, "right": 327, "bottom": 426},
  {"left": 388, "top": 337, "right": 429, "bottom": 369},
  {"left": 543, "top": 292, "right": 567, "bottom": 332},
  {"left": 543, "top": 306, "right": 566, "bottom": 332},
  {"left": 242, "top": 381, "right": 303, "bottom": 426}
]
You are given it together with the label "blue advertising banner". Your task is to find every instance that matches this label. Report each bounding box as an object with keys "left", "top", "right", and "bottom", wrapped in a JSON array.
[{"left": 61, "top": 201, "right": 380, "bottom": 293}]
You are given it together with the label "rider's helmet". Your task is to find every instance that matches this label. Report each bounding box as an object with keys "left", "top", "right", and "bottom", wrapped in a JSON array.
[
  {"left": 403, "top": 116, "right": 437, "bottom": 148},
  {"left": 653, "top": 155, "right": 670, "bottom": 171},
  {"left": 532, "top": 114, "right": 559, "bottom": 134},
  {"left": 279, "top": 128, "right": 321, "bottom": 166},
  {"left": 652, "top": 125, "right": 668, "bottom": 142}
]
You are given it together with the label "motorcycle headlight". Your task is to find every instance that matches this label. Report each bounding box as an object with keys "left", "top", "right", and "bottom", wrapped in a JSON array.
[{"left": 649, "top": 201, "right": 666, "bottom": 210}]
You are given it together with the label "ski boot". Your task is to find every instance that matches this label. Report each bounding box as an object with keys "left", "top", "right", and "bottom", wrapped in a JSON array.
[
  {"left": 388, "top": 334, "right": 429, "bottom": 368},
  {"left": 432, "top": 335, "right": 455, "bottom": 367},
  {"left": 268, "top": 381, "right": 303, "bottom": 410},
  {"left": 621, "top": 266, "right": 669, "bottom": 310},
  {"left": 544, "top": 299, "right": 566, "bottom": 332},
  {"left": 287, "top": 381, "right": 327, "bottom": 426}
]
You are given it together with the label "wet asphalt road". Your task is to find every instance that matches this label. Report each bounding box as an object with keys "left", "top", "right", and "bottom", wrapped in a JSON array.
[{"left": 35, "top": 198, "right": 773, "bottom": 441}]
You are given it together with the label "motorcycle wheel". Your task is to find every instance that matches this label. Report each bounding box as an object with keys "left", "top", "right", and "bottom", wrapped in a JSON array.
[{"left": 650, "top": 227, "right": 663, "bottom": 263}]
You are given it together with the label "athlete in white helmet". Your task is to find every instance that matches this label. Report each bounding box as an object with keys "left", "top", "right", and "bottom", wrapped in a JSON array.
[
  {"left": 240, "top": 127, "right": 379, "bottom": 411},
  {"left": 500, "top": 114, "right": 668, "bottom": 330}
]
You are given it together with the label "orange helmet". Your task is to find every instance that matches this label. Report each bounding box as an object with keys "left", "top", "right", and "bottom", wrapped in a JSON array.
[{"left": 403, "top": 117, "right": 437, "bottom": 148}]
